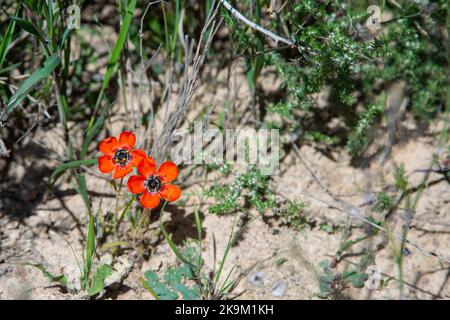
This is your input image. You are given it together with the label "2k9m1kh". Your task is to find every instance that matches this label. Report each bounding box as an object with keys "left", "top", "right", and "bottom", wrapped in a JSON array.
[{"left": 218, "top": 304, "right": 274, "bottom": 315}]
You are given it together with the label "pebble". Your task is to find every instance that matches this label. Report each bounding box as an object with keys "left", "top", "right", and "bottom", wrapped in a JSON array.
[
  {"left": 248, "top": 271, "right": 267, "bottom": 287},
  {"left": 271, "top": 281, "right": 288, "bottom": 297}
]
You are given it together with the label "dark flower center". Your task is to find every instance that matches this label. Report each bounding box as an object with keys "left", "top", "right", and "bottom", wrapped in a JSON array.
[
  {"left": 113, "top": 149, "right": 130, "bottom": 165},
  {"left": 145, "top": 176, "right": 162, "bottom": 193}
]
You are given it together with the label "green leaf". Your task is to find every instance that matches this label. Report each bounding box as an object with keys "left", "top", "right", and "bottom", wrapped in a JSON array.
[
  {"left": 0, "top": 62, "right": 21, "bottom": 75},
  {"left": 26, "top": 263, "right": 74, "bottom": 290},
  {"left": 23, "top": 0, "right": 44, "bottom": 12},
  {"left": 80, "top": 103, "right": 108, "bottom": 159},
  {"left": 11, "top": 16, "right": 42, "bottom": 39},
  {"left": 82, "top": 214, "right": 96, "bottom": 290},
  {"left": 337, "top": 234, "right": 372, "bottom": 258},
  {"left": 76, "top": 174, "right": 91, "bottom": 213},
  {"left": 194, "top": 208, "right": 202, "bottom": 241},
  {"left": 3, "top": 54, "right": 60, "bottom": 121},
  {"left": 143, "top": 271, "right": 178, "bottom": 300},
  {"left": 318, "top": 273, "right": 336, "bottom": 297},
  {"left": 80, "top": 0, "right": 137, "bottom": 160},
  {"left": 319, "top": 260, "right": 331, "bottom": 274},
  {"left": 160, "top": 221, "right": 196, "bottom": 268},
  {"left": 0, "top": 12, "right": 17, "bottom": 67},
  {"left": 164, "top": 267, "right": 199, "bottom": 300},
  {"left": 346, "top": 272, "right": 368, "bottom": 288},
  {"left": 101, "top": 0, "right": 137, "bottom": 90},
  {"left": 87, "top": 264, "right": 115, "bottom": 296},
  {"left": 49, "top": 159, "right": 97, "bottom": 186},
  {"left": 171, "top": 281, "right": 199, "bottom": 300},
  {"left": 58, "top": 27, "right": 72, "bottom": 52}
]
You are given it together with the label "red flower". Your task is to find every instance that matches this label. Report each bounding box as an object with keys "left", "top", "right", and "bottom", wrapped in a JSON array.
[
  {"left": 127, "top": 157, "right": 182, "bottom": 209},
  {"left": 98, "top": 131, "right": 147, "bottom": 179}
]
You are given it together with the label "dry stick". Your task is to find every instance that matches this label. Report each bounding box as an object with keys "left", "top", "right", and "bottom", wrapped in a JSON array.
[
  {"left": 218, "top": 0, "right": 293, "bottom": 46},
  {"left": 136, "top": 1, "right": 164, "bottom": 142},
  {"left": 288, "top": 135, "right": 342, "bottom": 205},
  {"left": 154, "top": 3, "right": 222, "bottom": 162},
  {"left": 287, "top": 136, "right": 450, "bottom": 265},
  {"left": 139, "top": 44, "right": 162, "bottom": 149},
  {"left": 293, "top": 190, "right": 450, "bottom": 265}
]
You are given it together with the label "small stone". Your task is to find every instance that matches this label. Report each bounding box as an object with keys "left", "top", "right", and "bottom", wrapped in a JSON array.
[
  {"left": 402, "top": 248, "right": 411, "bottom": 257},
  {"left": 248, "top": 271, "right": 266, "bottom": 287},
  {"left": 271, "top": 281, "right": 288, "bottom": 297}
]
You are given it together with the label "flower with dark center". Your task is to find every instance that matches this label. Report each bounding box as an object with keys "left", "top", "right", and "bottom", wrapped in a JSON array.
[
  {"left": 145, "top": 176, "right": 162, "bottom": 193},
  {"left": 98, "top": 131, "right": 147, "bottom": 179},
  {"left": 113, "top": 149, "right": 131, "bottom": 165},
  {"left": 127, "top": 156, "right": 181, "bottom": 209}
]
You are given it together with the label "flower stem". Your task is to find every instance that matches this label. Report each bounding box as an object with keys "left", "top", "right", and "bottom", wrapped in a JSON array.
[
  {"left": 114, "top": 178, "right": 124, "bottom": 235},
  {"left": 116, "top": 195, "right": 136, "bottom": 233}
]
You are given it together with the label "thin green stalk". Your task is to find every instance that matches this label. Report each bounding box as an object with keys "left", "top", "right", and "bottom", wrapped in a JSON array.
[
  {"left": 116, "top": 194, "right": 136, "bottom": 233},
  {"left": 81, "top": 0, "right": 137, "bottom": 159},
  {"left": 159, "top": 200, "right": 196, "bottom": 268},
  {"left": 114, "top": 178, "right": 124, "bottom": 229},
  {"left": 213, "top": 216, "right": 237, "bottom": 285},
  {"left": 162, "top": 2, "right": 170, "bottom": 54},
  {"left": 171, "top": 0, "right": 182, "bottom": 60}
]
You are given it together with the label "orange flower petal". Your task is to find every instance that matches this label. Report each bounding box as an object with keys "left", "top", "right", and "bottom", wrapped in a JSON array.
[
  {"left": 157, "top": 161, "right": 179, "bottom": 183},
  {"left": 119, "top": 131, "right": 136, "bottom": 148},
  {"left": 138, "top": 156, "right": 157, "bottom": 178},
  {"left": 140, "top": 191, "right": 160, "bottom": 209},
  {"left": 130, "top": 149, "right": 147, "bottom": 167},
  {"left": 99, "top": 137, "right": 119, "bottom": 155},
  {"left": 98, "top": 156, "right": 115, "bottom": 173},
  {"left": 127, "top": 175, "right": 146, "bottom": 194},
  {"left": 113, "top": 165, "right": 133, "bottom": 179},
  {"left": 159, "top": 184, "right": 182, "bottom": 202}
]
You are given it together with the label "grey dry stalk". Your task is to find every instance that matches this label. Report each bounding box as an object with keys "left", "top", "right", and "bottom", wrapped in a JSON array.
[
  {"left": 218, "top": 0, "right": 293, "bottom": 46},
  {"left": 153, "top": 2, "right": 222, "bottom": 163}
]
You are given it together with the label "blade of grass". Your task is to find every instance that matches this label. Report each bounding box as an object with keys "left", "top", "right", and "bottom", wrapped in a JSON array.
[
  {"left": 218, "top": 265, "right": 237, "bottom": 295},
  {"left": 81, "top": 0, "right": 137, "bottom": 159},
  {"left": 101, "top": 0, "right": 137, "bottom": 91},
  {"left": 193, "top": 207, "right": 203, "bottom": 274},
  {"left": 170, "top": 0, "right": 182, "bottom": 60},
  {"left": 0, "top": 10, "right": 17, "bottom": 67},
  {"left": 11, "top": 16, "right": 42, "bottom": 39},
  {"left": 116, "top": 194, "right": 136, "bottom": 232},
  {"left": 81, "top": 104, "right": 108, "bottom": 159},
  {"left": 43, "top": 0, "right": 55, "bottom": 52},
  {"left": 25, "top": 263, "right": 74, "bottom": 290},
  {"left": 194, "top": 207, "right": 202, "bottom": 241},
  {"left": 213, "top": 215, "right": 257, "bottom": 288},
  {"left": 49, "top": 158, "right": 97, "bottom": 185},
  {"left": 10, "top": 15, "right": 50, "bottom": 55},
  {"left": 160, "top": 220, "right": 196, "bottom": 268},
  {"left": 2, "top": 54, "right": 60, "bottom": 122},
  {"left": 0, "top": 62, "right": 21, "bottom": 75},
  {"left": 159, "top": 201, "right": 196, "bottom": 268},
  {"left": 76, "top": 174, "right": 91, "bottom": 214},
  {"left": 87, "top": 264, "right": 115, "bottom": 296},
  {"left": 82, "top": 213, "right": 96, "bottom": 290},
  {"left": 213, "top": 216, "right": 237, "bottom": 285}
]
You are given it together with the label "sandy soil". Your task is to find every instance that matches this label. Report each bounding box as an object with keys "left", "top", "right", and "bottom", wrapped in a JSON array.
[{"left": 0, "top": 60, "right": 449, "bottom": 300}]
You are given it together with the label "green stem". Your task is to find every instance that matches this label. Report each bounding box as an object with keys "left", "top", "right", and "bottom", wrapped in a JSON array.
[
  {"left": 114, "top": 178, "right": 124, "bottom": 232},
  {"left": 116, "top": 194, "right": 136, "bottom": 233}
]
